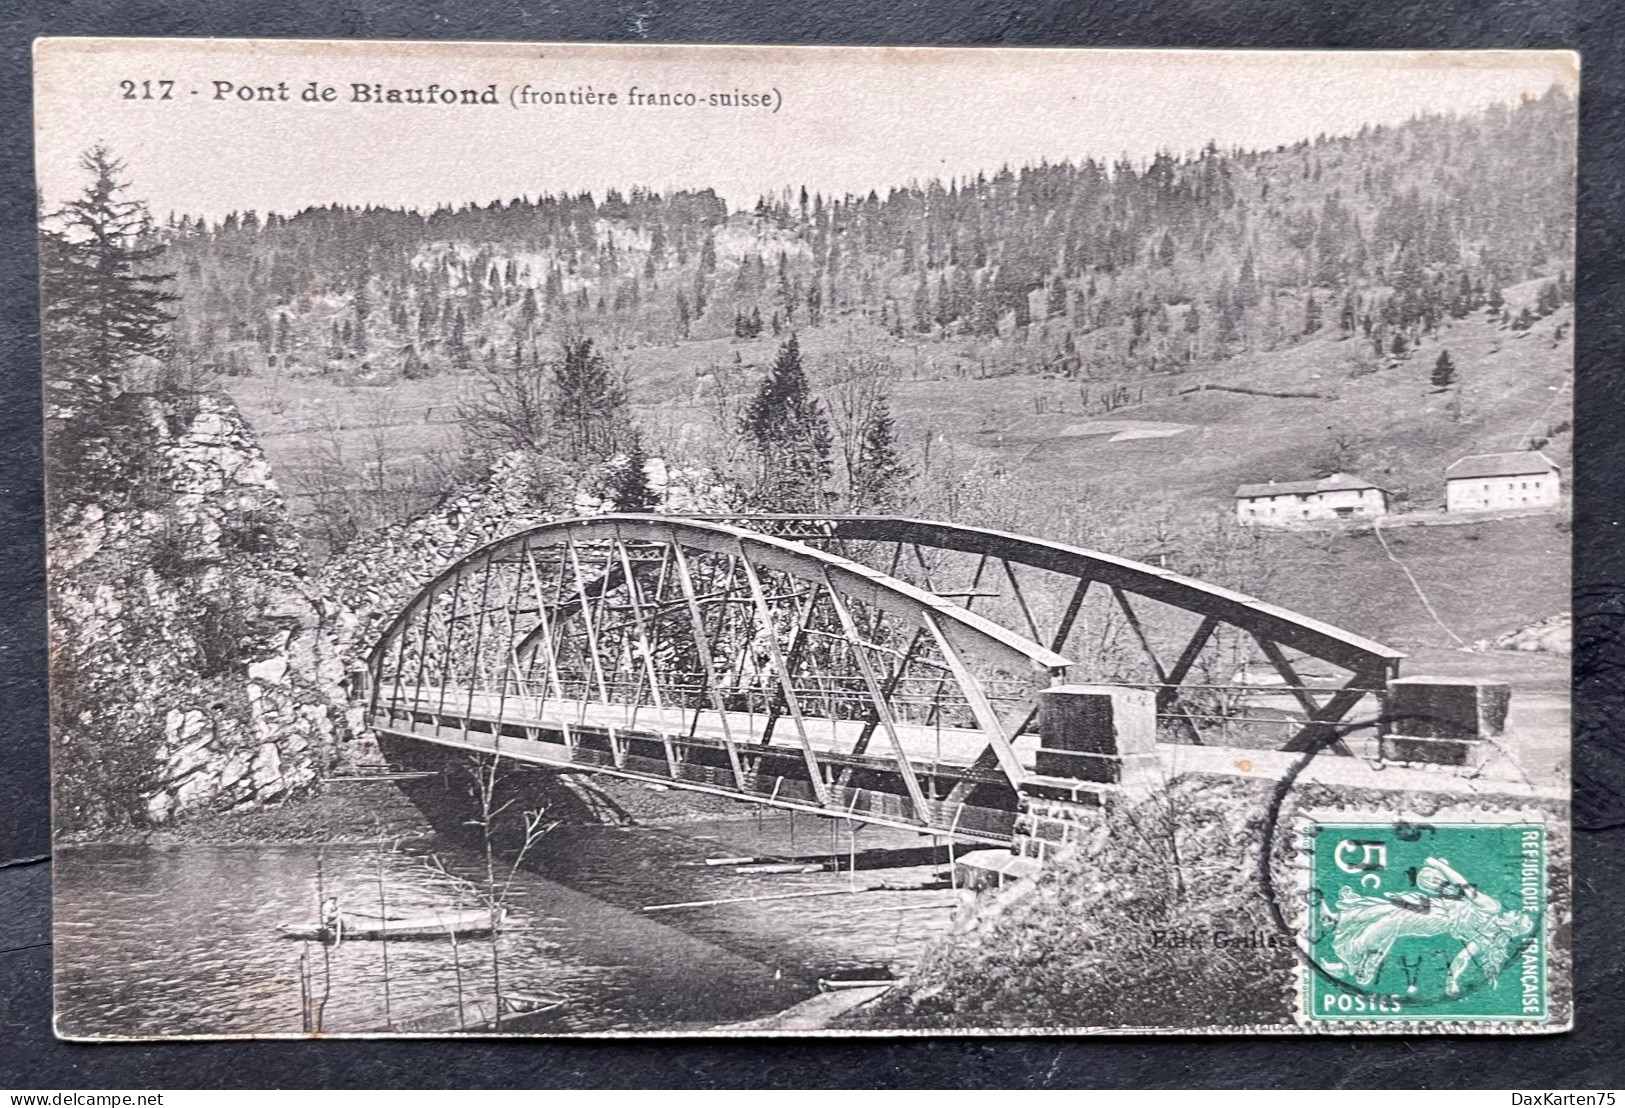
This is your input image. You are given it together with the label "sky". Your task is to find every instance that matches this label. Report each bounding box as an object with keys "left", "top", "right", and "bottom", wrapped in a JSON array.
[{"left": 33, "top": 40, "right": 1577, "bottom": 222}]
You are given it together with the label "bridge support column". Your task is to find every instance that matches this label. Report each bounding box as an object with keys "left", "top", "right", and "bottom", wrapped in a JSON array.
[
  {"left": 1033, "top": 685, "right": 1161, "bottom": 787},
  {"left": 1379, "top": 675, "right": 1510, "bottom": 770},
  {"left": 1011, "top": 686, "right": 1160, "bottom": 861}
]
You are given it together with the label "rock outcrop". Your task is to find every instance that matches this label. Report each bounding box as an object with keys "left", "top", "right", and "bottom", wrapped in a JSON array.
[
  {"left": 48, "top": 392, "right": 348, "bottom": 833},
  {"left": 318, "top": 449, "right": 723, "bottom": 667},
  {"left": 1476, "top": 612, "right": 1571, "bottom": 656}
]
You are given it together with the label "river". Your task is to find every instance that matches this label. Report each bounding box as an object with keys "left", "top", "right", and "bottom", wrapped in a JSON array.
[{"left": 54, "top": 805, "right": 965, "bottom": 1037}]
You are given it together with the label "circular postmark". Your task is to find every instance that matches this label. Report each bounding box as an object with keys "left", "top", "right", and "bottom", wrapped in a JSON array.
[{"left": 1256, "top": 719, "right": 1547, "bottom": 1025}]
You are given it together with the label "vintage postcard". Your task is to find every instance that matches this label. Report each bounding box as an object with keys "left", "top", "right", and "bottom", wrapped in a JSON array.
[{"left": 37, "top": 39, "right": 1575, "bottom": 1038}]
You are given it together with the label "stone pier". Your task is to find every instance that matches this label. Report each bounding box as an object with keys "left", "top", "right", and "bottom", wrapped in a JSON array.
[
  {"left": 1011, "top": 684, "right": 1159, "bottom": 861},
  {"left": 1379, "top": 675, "right": 1511, "bottom": 770}
]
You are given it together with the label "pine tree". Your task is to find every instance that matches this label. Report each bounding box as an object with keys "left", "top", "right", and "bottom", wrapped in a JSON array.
[
  {"left": 610, "top": 432, "right": 660, "bottom": 511},
  {"left": 552, "top": 337, "right": 630, "bottom": 462},
  {"left": 1432, "top": 349, "right": 1456, "bottom": 390},
  {"left": 401, "top": 345, "right": 432, "bottom": 381},
  {"left": 850, "top": 391, "right": 911, "bottom": 511},
  {"left": 449, "top": 309, "right": 471, "bottom": 371},
  {"left": 691, "top": 268, "right": 709, "bottom": 319},
  {"left": 40, "top": 145, "right": 176, "bottom": 409},
  {"left": 1303, "top": 293, "right": 1322, "bottom": 334},
  {"left": 740, "top": 334, "right": 833, "bottom": 510},
  {"left": 1340, "top": 291, "right": 1359, "bottom": 333},
  {"left": 1157, "top": 232, "right": 1177, "bottom": 267},
  {"left": 912, "top": 272, "right": 931, "bottom": 333},
  {"left": 1047, "top": 277, "right": 1068, "bottom": 319}
]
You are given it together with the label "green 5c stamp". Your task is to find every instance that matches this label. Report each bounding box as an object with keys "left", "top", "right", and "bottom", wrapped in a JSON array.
[{"left": 1303, "top": 820, "right": 1545, "bottom": 1023}]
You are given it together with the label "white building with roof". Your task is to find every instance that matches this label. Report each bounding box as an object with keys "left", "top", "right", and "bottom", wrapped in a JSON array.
[
  {"left": 1444, "top": 451, "right": 1561, "bottom": 512},
  {"left": 1234, "top": 473, "right": 1388, "bottom": 525}
]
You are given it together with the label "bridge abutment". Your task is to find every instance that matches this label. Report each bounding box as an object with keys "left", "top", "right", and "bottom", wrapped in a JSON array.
[
  {"left": 1009, "top": 685, "right": 1160, "bottom": 862},
  {"left": 1378, "top": 674, "right": 1511, "bottom": 770}
]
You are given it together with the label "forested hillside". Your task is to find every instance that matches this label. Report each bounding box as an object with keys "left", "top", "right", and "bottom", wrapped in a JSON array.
[
  {"left": 165, "top": 89, "right": 1572, "bottom": 386},
  {"left": 150, "top": 89, "right": 1574, "bottom": 566}
]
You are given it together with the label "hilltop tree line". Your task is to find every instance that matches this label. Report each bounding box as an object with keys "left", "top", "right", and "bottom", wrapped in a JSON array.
[
  {"left": 156, "top": 88, "right": 1573, "bottom": 386},
  {"left": 42, "top": 88, "right": 1576, "bottom": 550}
]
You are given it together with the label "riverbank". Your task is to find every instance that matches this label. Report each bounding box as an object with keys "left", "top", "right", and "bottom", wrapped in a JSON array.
[
  {"left": 57, "top": 770, "right": 772, "bottom": 850},
  {"left": 56, "top": 780, "right": 436, "bottom": 848}
]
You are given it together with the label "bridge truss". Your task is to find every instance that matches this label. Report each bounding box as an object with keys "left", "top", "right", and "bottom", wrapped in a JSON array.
[
  {"left": 709, "top": 516, "right": 1406, "bottom": 756},
  {"left": 363, "top": 514, "right": 1404, "bottom": 843},
  {"left": 365, "top": 515, "right": 1069, "bottom": 842}
]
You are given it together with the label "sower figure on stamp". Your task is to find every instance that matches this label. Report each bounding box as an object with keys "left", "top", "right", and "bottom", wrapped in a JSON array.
[{"left": 1320, "top": 857, "right": 1534, "bottom": 997}]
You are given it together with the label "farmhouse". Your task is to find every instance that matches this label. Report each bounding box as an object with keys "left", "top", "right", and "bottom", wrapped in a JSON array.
[
  {"left": 1235, "top": 473, "right": 1388, "bottom": 525},
  {"left": 1444, "top": 451, "right": 1561, "bottom": 513}
]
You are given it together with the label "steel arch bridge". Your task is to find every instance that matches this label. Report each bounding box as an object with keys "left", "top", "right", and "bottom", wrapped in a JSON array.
[{"left": 362, "top": 514, "right": 1404, "bottom": 845}]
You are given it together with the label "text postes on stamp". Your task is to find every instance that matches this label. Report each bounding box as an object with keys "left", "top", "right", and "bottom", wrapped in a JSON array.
[{"left": 1302, "top": 820, "right": 1545, "bottom": 1023}]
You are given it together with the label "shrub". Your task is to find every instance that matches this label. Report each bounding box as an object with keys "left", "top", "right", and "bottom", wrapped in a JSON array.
[{"left": 881, "top": 780, "right": 1296, "bottom": 1029}]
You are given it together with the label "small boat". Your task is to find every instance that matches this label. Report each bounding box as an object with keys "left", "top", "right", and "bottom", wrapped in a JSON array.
[
  {"left": 279, "top": 907, "right": 504, "bottom": 942},
  {"left": 817, "top": 966, "right": 898, "bottom": 992},
  {"left": 735, "top": 862, "right": 828, "bottom": 875}
]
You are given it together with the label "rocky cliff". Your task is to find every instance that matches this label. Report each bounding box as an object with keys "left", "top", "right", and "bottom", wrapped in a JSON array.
[{"left": 48, "top": 392, "right": 349, "bottom": 834}]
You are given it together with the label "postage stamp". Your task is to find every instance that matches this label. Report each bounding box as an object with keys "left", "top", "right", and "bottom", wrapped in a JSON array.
[{"left": 1301, "top": 820, "right": 1546, "bottom": 1024}]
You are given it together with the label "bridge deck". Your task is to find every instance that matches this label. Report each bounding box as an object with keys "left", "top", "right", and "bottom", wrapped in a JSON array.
[
  {"left": 370, "top": 683, "right": 1038, "bottom": 843},
  {"left": 378, "top": 684, "right": 1036, "bottom": 771}
]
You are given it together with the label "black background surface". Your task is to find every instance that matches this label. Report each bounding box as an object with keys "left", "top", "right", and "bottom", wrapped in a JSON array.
[{"left": 3, "top": 0, "right": 1622, "bottom": 1088}]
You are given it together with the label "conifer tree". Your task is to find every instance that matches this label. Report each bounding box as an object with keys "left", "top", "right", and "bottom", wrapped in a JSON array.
[
  {"left": 40, "top": 145, "right": 176, "bottom": 409},
  {"left": 850, "top": 391, "right": 911, "bottom": 511},
  {"left": 610, "top": 432, "right": 660, "bottom": 511},
  {"left": 912, "top": 272, "right": 931, "bottom": 333},
  {"left": 449, "top": 309, "right": 471, "bottom": 371},
  {"left": 740, "top": 334, "right": 833, "bottom": 510},
  {"left": 1047, "top": 277, "right": 1068, "bottom": 319},
  {"left": 1432, "top": 349, "right": 1456, "bottom": 390},
  {"left": 1157, "top": 232, "right": 1177, "bottom": 267},
  {"left": 553, "top": 336, "right": 630, "bottom": 462},
  {"left": 691, "top": 268, "right": 709, "bottom": 320}
]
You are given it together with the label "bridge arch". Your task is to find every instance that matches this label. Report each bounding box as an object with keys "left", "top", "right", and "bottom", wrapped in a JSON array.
[{"left": 363, "top": 515, "right": 1071, "bottom": 841}]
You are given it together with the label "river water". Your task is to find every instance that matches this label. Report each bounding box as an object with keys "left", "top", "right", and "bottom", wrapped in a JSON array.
[{"left": 55, "top": 807, "right": 964, "bottom": 1037}]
